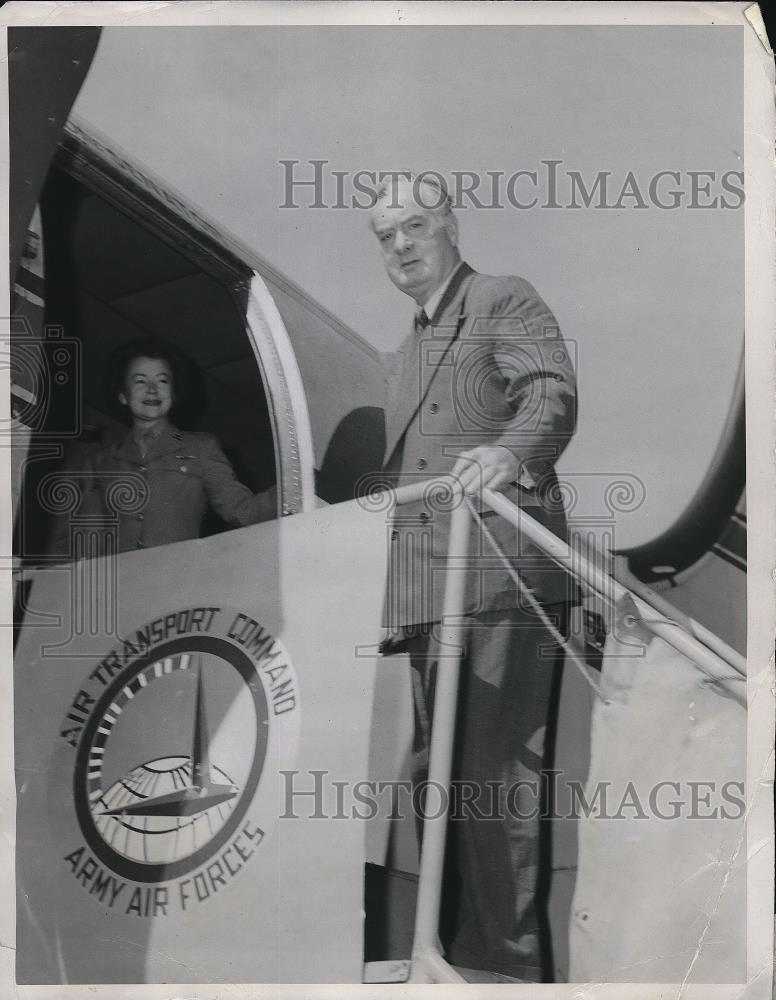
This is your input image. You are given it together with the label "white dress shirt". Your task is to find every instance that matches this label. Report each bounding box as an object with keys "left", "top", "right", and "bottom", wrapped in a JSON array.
[{"left": 416, "top": 260, "right": 464, "bottom": 324}]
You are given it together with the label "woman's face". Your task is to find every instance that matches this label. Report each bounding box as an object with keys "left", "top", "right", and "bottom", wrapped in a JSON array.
[{"left": 119, "top": 356, "right": 174, "bottom": 425}]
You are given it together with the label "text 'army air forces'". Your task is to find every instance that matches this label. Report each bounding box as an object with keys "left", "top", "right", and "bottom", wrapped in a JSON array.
[{"left": 55, "top": 605, "right": 300, "bottom": 917}]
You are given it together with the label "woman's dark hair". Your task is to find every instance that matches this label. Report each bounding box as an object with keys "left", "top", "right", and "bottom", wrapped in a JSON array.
[{"left": 106, "top": 335, "right": 207, "bottom": 428}]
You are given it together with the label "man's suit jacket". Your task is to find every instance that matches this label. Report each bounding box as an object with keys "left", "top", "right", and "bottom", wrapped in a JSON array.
[{"left": 382, "top": 262, "right": 577, "bottom": 627}]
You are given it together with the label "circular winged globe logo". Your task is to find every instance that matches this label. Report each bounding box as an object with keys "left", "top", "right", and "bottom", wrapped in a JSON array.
[{"left": 72, "top": 634, "right": 280, "bottom": 883}]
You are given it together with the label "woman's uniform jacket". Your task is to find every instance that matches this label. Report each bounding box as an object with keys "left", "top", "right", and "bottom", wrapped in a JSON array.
[
  {"left": 382, "top": 261, "right": 577, "bottom": 628},
  {"left": 59, "top": 426, "right": 275, "bottom": 555}
]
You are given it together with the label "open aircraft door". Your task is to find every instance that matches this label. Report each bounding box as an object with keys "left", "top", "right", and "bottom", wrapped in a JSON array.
[{"left": 14, "top": 124, "right": 390, "bottom": 984}]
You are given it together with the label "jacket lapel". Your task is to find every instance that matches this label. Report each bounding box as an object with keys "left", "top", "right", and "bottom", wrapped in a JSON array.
[
  {"left": 383, "top": 263, "right": 474, "bottom": 466},
  {"left": 111, "top": 433, "right": 142, "bottom": 464},
  {"left": 150, "top": 427, "right": 186, "bottom": 459}
]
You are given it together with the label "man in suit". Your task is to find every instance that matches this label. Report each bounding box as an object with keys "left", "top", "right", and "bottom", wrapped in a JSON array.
[{"left": 371, "top": 173, "right": 576, "bottom": 982}]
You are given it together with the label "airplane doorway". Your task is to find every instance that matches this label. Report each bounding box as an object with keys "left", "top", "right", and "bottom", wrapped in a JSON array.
[{"left": 15, "top": 132, "right": 293, "bottom": 565}]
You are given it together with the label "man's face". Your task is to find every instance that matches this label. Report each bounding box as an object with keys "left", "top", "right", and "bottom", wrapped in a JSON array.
[
  {"left": 371, "top": 180, "right": 459, "bottom": 306},
  {"left": 119, "top": 356, "right": 174, "bottom": 424}
]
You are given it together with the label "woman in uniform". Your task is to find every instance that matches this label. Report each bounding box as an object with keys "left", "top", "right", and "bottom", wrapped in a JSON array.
[{"left": 55, "top": 335, "right": 276, "bottom": 556}]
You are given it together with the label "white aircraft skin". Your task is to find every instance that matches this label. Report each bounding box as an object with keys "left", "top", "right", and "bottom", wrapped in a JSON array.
[{"left": 13, "top": 118, "right": 746, "bottom": 987}]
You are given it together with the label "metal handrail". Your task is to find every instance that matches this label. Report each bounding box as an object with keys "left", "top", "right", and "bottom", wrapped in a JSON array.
[
  {"left": 407, "top": 490, "right": 469, "bottom": 984},
  {"left": 389, "top": 477, "right": 745, "bottom": 684},
  {"left": 481, "top": 488, "right": 746, "bottom": 688},
  {"left": 379, "top": 476, "right": 747, "bottom": 983}
]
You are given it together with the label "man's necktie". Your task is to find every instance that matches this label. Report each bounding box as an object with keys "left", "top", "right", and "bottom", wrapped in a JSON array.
[{"left": 414, "top": 308, "right": 430, "bottom": 335}]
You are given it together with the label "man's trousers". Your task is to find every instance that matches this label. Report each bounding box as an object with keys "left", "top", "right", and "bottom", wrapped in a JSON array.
[{"left": 405, "top": 605, "right": 565, "bottom": 982}]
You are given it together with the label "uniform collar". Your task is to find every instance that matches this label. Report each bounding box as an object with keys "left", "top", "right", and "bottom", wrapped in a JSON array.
[{"left": 113, "top": 424, "right": 184, "bottom": 461}]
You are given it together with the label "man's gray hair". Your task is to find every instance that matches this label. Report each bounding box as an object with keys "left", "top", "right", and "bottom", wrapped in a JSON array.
[{"left": 374, "top": 171, "right": 454, "bottom": 216}]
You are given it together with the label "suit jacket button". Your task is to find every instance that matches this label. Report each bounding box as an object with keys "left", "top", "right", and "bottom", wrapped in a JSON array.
[
  {"left": 416, "top": 458, "right": 427, "bottom": 470},
  {"left": 429, "top": 402, "right": 439, "bottom": 414}
]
